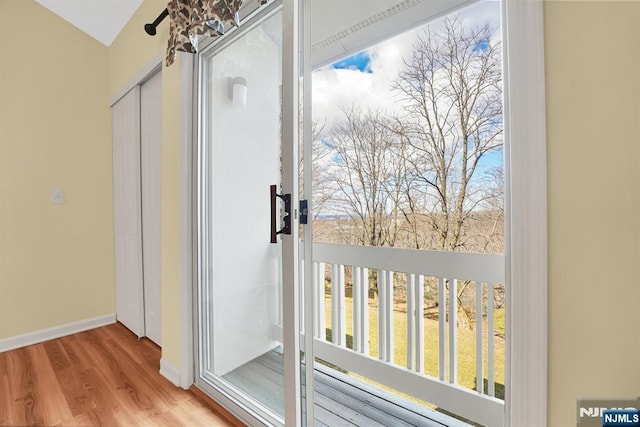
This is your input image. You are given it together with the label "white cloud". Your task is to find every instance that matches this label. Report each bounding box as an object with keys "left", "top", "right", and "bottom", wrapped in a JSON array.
[
  {"left": 311, "top": 1, "right": 501, "bottom": 129},
  {"left": 312, "top": 67, "right": 401, "bottom": 126},
  {"left": 311, "top": 30, "right": 417, "bottom": 126}
]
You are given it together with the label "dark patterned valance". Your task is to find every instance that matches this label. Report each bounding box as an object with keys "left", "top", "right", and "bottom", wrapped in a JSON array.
[{"left": 165, "top": 0, "right": 269, "bottom": 66}]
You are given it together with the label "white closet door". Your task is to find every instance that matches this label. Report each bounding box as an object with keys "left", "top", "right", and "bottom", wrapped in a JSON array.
[
  {"left": 140, "top": 71, "right": 162, "bottom": 345},
  {"left": 112, "top": 87, "right": 144, "bottom": 337}
]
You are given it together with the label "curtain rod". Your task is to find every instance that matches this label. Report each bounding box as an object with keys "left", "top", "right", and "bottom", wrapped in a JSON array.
[{"left": 145, "top": 8, "right": 169, "bottom": 36}]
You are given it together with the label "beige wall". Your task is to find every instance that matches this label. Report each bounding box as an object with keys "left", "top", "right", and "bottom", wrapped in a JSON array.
[
  {"left": 0, "top": 1, "right": 114, "bottom": 338},
  {"left": 108, "top": 0, "right": 183, "bottom": 369},
  {"left": 545, "top": 1, "right": 640, "bottom": 425}
]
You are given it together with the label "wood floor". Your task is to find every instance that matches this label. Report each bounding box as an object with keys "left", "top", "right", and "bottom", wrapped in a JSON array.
[{"left": 0, "top": 322, "right": 236, "bottom": 427}]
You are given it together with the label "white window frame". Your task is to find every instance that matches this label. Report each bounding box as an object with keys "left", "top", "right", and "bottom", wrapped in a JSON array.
[
  {"left": 175, "top": 0, "right": 549, "bottom": 425},
  {"left": 502, "top": 0, "right": 548, "bottom": 426}
]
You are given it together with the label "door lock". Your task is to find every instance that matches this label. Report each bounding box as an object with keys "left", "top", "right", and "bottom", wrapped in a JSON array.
[{"left": 299, "top": 200, "right": 308, "bottom": 225}]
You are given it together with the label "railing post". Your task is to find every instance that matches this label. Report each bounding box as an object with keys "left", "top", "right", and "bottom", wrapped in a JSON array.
[
  {"left": 488, "top": 284, "right": 495, "bottom": 397},
  {"left": 407, "top": 273, "right": 424, "bottom": 372},
  {"left": 331, "top": 264, "right": 345, "bottom": 346},
  {"left": 315, "top": 262, "right": 325, "bottom": 340},
  {"left": 361, "top": 267, "right": 369, "bottom": 355},
  {"left": 378, "top": 269, "right": 386, "bottom": 361},
  {"left": 416, "top": 274, "right": 424, "bottom": 373},
  {"left": 449, "top": 279, "right": 458, "bottom": 384},
  {"left": 438, "top": 277, "right": 446, "bottom": 381},
  {"left": 407, "top": 273, "right": 416, "bottom": 370},
  {"left": 353, "top": 266, "right": 362, "bottom": 352},
  {"left": 475, "top": 281, "right": 483, "bottom": 394},
  {"left": 377, "top": 270, "right": 394, "bottom": 363},
  {"left": 378, "top": 270, "right": 394, "bottom": 362},
  {"left": 388, "top": 270, "right": 394, "bottom": 363},
  {"left": 312, "top": 261, "right": 318, "bottom": 338},
  {"left": 352, "top": 266, "right": 370, "bottom": 354}
]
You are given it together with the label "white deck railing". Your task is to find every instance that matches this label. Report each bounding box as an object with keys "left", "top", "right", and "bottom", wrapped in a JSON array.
[{"left": 301, "top": 242, "right": 506, "bottom": 427}]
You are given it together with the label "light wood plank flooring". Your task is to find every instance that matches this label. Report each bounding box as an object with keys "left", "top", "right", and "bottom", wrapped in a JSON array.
[{"left": 0, "top": 322, "right": 236, "bottom": 426}]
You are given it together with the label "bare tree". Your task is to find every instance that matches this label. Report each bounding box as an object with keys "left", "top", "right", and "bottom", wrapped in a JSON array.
[
  {"left": 393, "top": 17, "right": 503, "bottom": 253},
  {"left": 466, "top": 167, "right": 504, "bottom": 254},
  {"left": 390, "top": 18, "right": 503, "bottom": 326},
  {"left": 299, "top": 119, "right": 334, "bottom": 220},
  {"left": 310, "top": 17, "right": 504, "bottom": 323},
  {"left": 326, "top": 107, "right": 405, "bottom": 248}
]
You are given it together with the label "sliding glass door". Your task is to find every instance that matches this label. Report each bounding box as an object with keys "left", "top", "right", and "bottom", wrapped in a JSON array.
[
  {"left": 300, "top": 0, "right": 507, "bottom": 426},
  {"left": 196, "top": 0, "right": 506, "bottom": 426},
  {"left": 195, "top": 4, "right": 306, "bottom": 425}
]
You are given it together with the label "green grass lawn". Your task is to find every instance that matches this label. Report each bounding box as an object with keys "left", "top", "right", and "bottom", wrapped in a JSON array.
[{"left": 323, "top": 296, "right": 505, "bottom": 407}]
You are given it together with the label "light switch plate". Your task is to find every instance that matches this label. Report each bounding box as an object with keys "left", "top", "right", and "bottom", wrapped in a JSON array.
[{"left": 51, "top": 188, "right": 65, "bottom": 204}]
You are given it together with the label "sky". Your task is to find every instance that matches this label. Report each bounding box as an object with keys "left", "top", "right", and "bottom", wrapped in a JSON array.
[
  {"left": 312, "top": 0, "right": 501, "bottom": 124},
  {"left": 311, "top": 0, "right": 503, "bottom": 174}
]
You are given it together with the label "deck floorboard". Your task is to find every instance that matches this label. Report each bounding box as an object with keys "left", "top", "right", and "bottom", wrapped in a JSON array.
[{"left": 224, "top": 350, "right": 455, "bottom": 426}]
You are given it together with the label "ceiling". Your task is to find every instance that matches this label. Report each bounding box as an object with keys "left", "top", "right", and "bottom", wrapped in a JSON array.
[
  {"left": 35, "top": 0, "right": 144, "bottom": 46},
  {"left": 310, "top": 0, "right": 475, "bottom": 67},
  {"left": 33, "top": 0, "right": 476, "bottom": 53}
]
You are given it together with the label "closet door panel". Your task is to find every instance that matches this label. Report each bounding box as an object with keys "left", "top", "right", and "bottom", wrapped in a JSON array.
[
  {"left": 141, "top": 71, "right": 163, "bottom": 345},
  {"left": 112, "top": 87, "right": 144, "bottom": 337}
]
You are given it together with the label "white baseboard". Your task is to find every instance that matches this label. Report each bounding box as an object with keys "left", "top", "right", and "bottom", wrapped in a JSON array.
[
  {"left": 179, "top": 374, "right": 193, "bottom": 390},
  {"left": 160, "top": 358, "right": 181, "bottom": 387},
  {"left": 0, "top": 313, "right": 116, "bottom": 353}
]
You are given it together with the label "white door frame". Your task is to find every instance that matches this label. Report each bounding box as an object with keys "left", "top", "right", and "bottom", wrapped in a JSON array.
[
  {"left": 502, "top": 0, "right": 548, "bottom": 425},
  {"left": 281, "top": 0, "right": 302, "bottom": 424},
  {"left": 178, "top": 0, "right": 549, "bottom": 425},
  {"left": 188, "top": 3, "right": 301, "bottom": 425}
]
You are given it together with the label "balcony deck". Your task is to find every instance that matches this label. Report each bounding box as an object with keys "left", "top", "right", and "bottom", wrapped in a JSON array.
[
  {"left": 224, "top": 349, "right": 468, "bottom": 427},
  {"left": 216, "top": 242, "right": 505, "bottom": 426}
]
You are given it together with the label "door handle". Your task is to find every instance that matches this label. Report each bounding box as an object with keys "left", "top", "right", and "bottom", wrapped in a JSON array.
[{"left": 270, "top": 185, "right": 291, "bottom": 243}]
